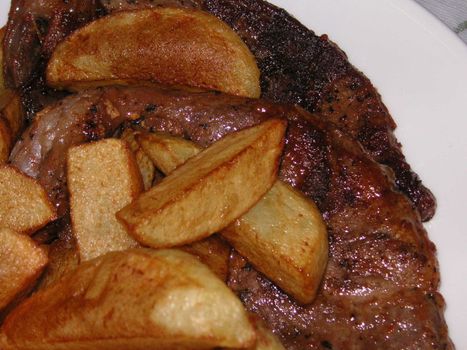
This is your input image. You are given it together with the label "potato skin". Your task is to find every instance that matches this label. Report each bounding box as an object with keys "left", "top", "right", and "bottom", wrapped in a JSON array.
[
  {"left": 47, "top": 8, "right": 261, "bottom": 98},
  {"left": 67, "top": 139, "right": 142, "bottom": 261},
  {"left": 0, "top": 228, "right": 48, "bottom": 313},
  {"left": 0, "top": 166, "right": 57, "bottom": 235},
  {"left": 117, "top": 119, "right": 286, "bottom": 248},
  {"left": 136, "top": 131, "right": 328, "bottom": 304},
  {"left": 0, "top": 249, "right": 256, "bottom": 350}
]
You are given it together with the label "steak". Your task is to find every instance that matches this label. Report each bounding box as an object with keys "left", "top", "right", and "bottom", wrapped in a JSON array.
[
  {"left": 2, "top": 0, "right": 450, "bottom": 348},
  {"left": 9, "top": 85, "right": 452, "bottom": 349},
  {"left": 3, "top": 0, "right": 436, "bottom": 221},
  {"left": 200, "top": 0, "right": 436, "bottom": 222}
]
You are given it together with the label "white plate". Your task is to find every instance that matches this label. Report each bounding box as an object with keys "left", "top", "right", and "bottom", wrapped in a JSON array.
[{"left": 1, "top": 0, "right": 466, "bottom": 347}]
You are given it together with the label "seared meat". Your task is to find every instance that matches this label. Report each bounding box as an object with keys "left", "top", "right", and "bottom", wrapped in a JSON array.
[
  {"left": 198, "top": 0, "right": 436, "bottom": 221},
  {"left": 100, "top": 0, "right": 200, "bottom": 11},
  {"left": 2, "top": 0, "right": 102, "bottom": 122},
  {"left": 3, "top": 0, "right": 447, "bottom": 347},
  {"left": 2, "top": 0, "right": 436, "bottom": 220},
  {"left": 9, "top": 85, "right": 451, "bottom": 349},
  {"left": 3, "top": 0, "right": 102, "bottom": 89},
  {"left": 10, "top": 86, "right": 289, "bottom": 216},
  {"left": 230, "top": 252, "right": 449, "bottom": 350}
]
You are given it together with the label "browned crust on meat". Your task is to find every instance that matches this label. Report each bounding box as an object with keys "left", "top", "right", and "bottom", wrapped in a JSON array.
[
  {"left": 9, "top": 85, "right": 452, "bottom": 348},
  {"left": 3, "top": 0, "right": 436, "bottom": 220},
  {"left": 199, "top": 0, "right": 436, "bottom": 221}
]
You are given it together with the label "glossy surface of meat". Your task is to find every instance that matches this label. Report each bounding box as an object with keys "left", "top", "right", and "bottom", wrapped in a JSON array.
[
  {"left": 9, "top": 85, "right": 452, "bottom": 349},
  {"left": 3, "top": 0, "right": 102, "bottom": 121},
  {"left": 3, "top": 0, "right": 102, "bottom": 89},
  {"left": 100, "top": 0, "right": 200, "bottom": 11},
  {"left": 2, "top": 0, "right": 436, "bottom": 220},
  {"left": 2, "top": 0, "right": 448, "bottom": 347},
  {"left": 199, "top": 0, "right": 436, "bottom": 221}
]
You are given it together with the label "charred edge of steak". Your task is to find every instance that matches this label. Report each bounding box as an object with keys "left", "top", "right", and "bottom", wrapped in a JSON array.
[
  {"left": 2, "top": 0, "right": 437, "bottom": 220},
  {"left": 3, "top": 0, "right": 105, "bottom": 90},
  {"left": 200, "top": 0, "right": 436, "bottom": 221},
  {"left": 9, "top": 85, "right": 450, "bottom": 348},
  {"left": 229, "top": 252, "right": 452, "bottom": 350}
]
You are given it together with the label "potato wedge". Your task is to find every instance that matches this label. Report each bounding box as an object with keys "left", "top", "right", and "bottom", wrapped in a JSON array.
[
  {"left": 223, "top": 182, "right": 328, "bottom": 304},
  {"left": 67, "top": 139, "right": 143, "bottom": 261},
  {"left": 37, "top": 224, "right": 80, "bottom": 289},
  {"left": 47, "top": 8, "right": 260, "bottom": 98},
  {"left": 0, "top": 166, "right": 57, "bottom": 235},
  {"left": 137, "top": 132, "right": 328, "bottom": 303},
  {"left": 0, "top": 93, "right": 23, "bottom": 138},
  {"left": 181, "top": 235, "right": 231, "bottom": 282},
  {"left": 0, "top": 249, "right": 256, "bottom": 350},
  {"left": 121, "top": 129, "right": 155, "bottom": 190},
  {"left": 0, "top": 94, "right": 22, "bottom": 164},
  {"left": 137, "top": 131, "right": 202, "bottom": 174},
  {"left": 0, "top": 228, "right": 48, "bottom": 312},
  {"left": 0, "top": 119, "right": 11, "bottom": 163},
  {"left": 117, "top": 119, "right": 286, "bottom": 248},
  {"left": 239, "top": 316, "right": 285, "bottom": 350}
]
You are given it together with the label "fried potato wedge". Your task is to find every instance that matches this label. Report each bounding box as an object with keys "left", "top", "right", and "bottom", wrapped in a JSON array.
[
  {"left": 38, "top": 224, "right": 80, "bottom": 289},
  {"left": 121, "top": 129, "right": 155, "bottom": 190},
  {"left": 137, "top": 132, "right": 328, "bottom": 303},
  {"left": 0, "top": 119, "right": 11, "bottom": 163},
  {"left": 0, "top": 228, "right": 48, "bottom": 312},
  {"left": 181, "top": 235, "right": 231, "bottom": 282},
  {"left": 0, "top": 94, "right": 22, "bottom": 163},
  {"left": 223, "top": 182, "right": 328, "bottom": 304},
  {"left": 118, "top": 119, "right": 286, "bottom": 248},
  {"left": 47, "top": 8, "right": 261, "bottom": 98},
  {"left": 0, "top": 166, "right": 57, "bottom": 235},
  {"left": 0, "top": 249, "right": 256, "bottom": 350},
  {"left": 237, "top": 317, "right": 285, "bottom": 350},
  {"left": 137, "top": 131, "right": 202, "bottom": 174},
  {"left": 0, "top": 93, "right": 23, "bottom": 138},
  {"left": 67, "top": 139, "right": 143, "bottom": 261}
]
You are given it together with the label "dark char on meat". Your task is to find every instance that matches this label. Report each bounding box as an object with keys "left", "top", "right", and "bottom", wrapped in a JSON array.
[
  {"left": 10, "top": 85, "right": 452, "bottom": 349},
  {"left": 3, "top": 0, "right": 436, "bottom": 221},
  {"left": 2, "top": 0, "right": 450, "bottom": 348}
]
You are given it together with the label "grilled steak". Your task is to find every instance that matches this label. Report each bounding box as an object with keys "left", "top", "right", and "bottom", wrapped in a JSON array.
[
  {"left": 9, "top": 85, "right": 452, "bottom": 349},
  {"left": 3, "top": 0, "right": 436, "bottom": 221},
  {"left": 2, "top": 0, "right": 449, "bottom": 348},
  {"left": 200, "top": 0, "right": 436, "bottom": 222}
]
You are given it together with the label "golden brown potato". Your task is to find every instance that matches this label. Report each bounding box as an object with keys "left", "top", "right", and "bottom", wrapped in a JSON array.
[
  {"left": 239, "top": 316, "right": 285, "bottom": 350},
  {"left": 120, "top": 129, "right": 155, "bottom": 191},
  {"left": 37, "top": 224, "right": 80, "bottom": 289},
  {"left": 137, "top": 132, "right": 328, "bottom": 303},
  {"left": 0, "top": 166, "right": 57, "bottom": 235},
  {"left": 134, "top": 148, "right": 155, "bottom": 190},
  {"left": 0, "top": 119, "right": 11, "bottom": 163},
  {"left": 0, "top": 94, "right": 23, "bottom": 138},
  {"left": 223, "top": 181, "right": 328, "bottom": 304},
  {"left": 180, "top": 235, "right": 231, "bottom": 282},
  {"left": 117, "top": 119, "right": 286, "bottom": 248},
  {"left": 67, "top": 139, "right": 142, "bottom": 261},
  {"left": 0, "top": 249, "right": 256, "bottom": 350},
  {"left": 0, "top": 94, "right": 22, "bottom": 164},
  {"left": 137, "top": 132, "right": 202, "bottom": 174},
  {"left": 0, "top": 228, "right": 48, "bottom": 312},
  {"left": 47, "top": 8, "right": 260, "bottom": 98}
]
